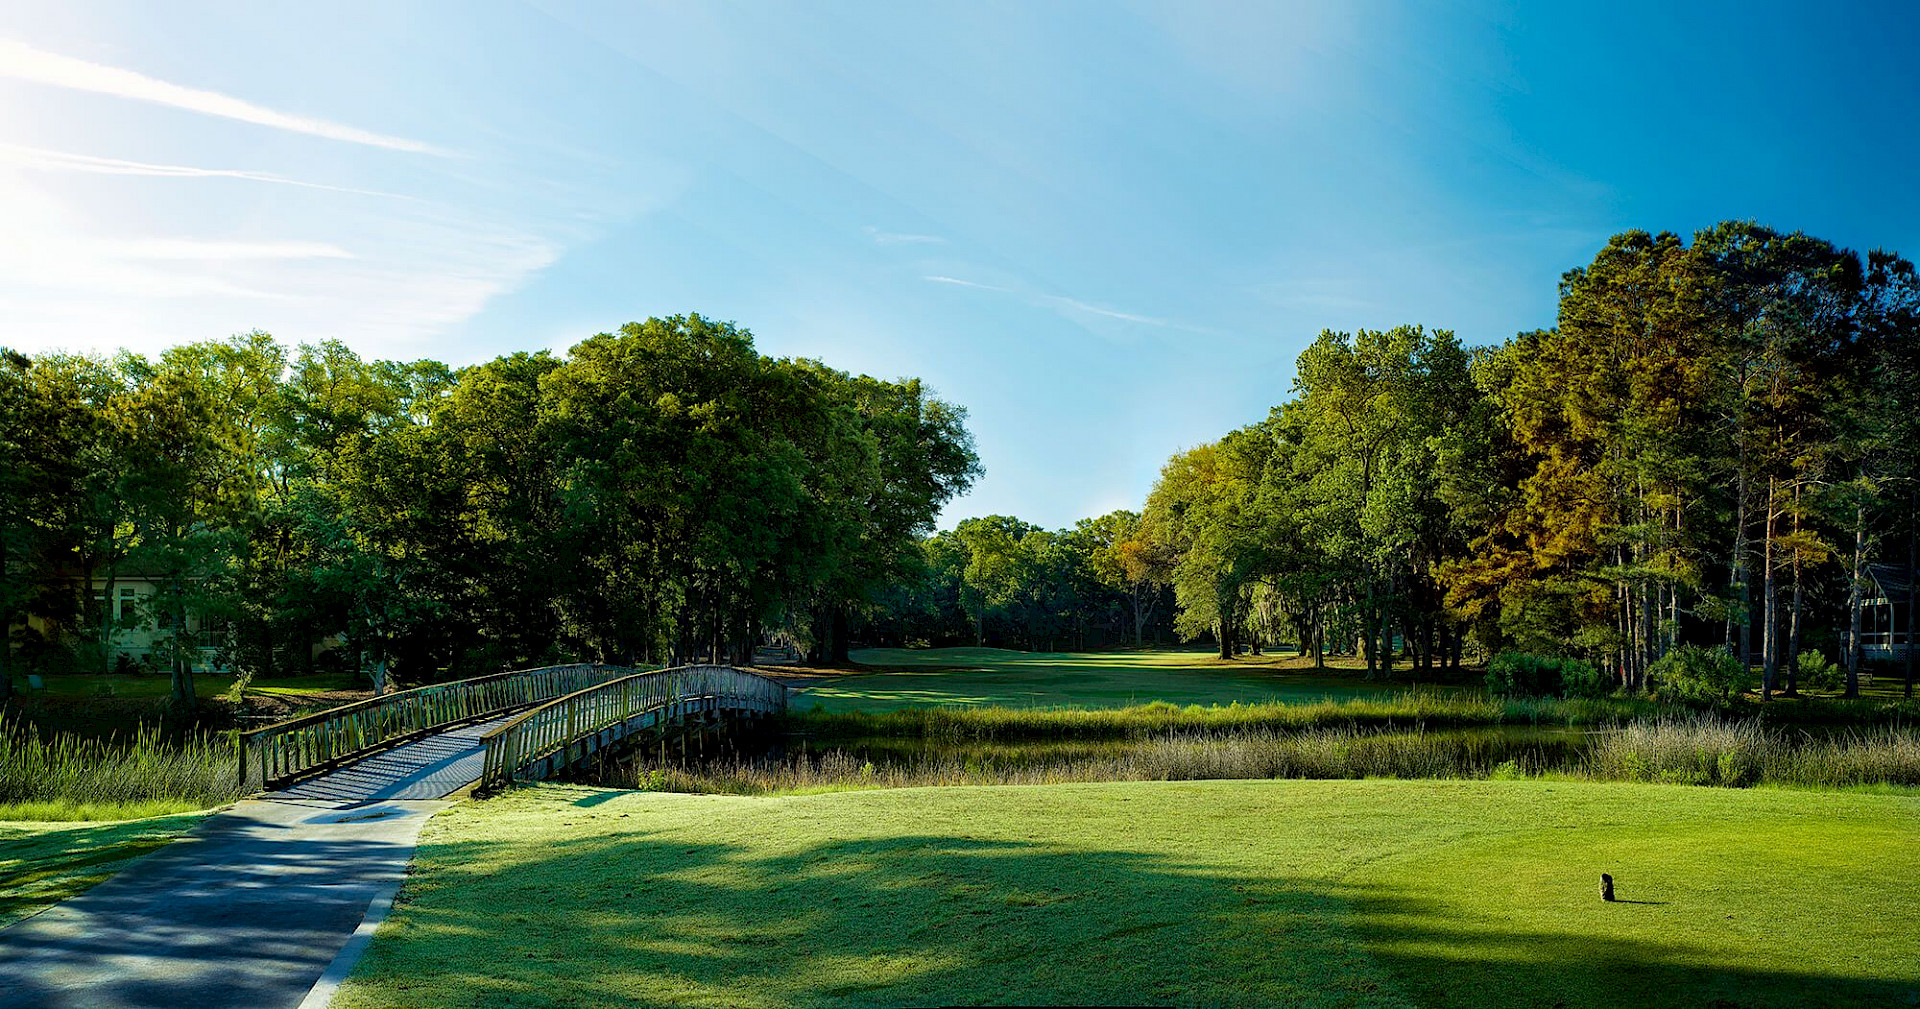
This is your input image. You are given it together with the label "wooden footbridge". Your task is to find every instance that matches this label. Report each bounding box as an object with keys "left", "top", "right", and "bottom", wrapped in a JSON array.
[{"left": 237, "top": 664, "right": 791, "bottom": 801}]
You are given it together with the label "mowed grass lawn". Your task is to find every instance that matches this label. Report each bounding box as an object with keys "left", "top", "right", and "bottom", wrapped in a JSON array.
[
  {"left": 334, "top": 780, "right": 1918, "bottom": 1008},
  {"left": 0, "top": 812, "right": 209, "bottom": 928},
  {"left": 804, "top": 646, "right": 1456, "bottom": 711}
]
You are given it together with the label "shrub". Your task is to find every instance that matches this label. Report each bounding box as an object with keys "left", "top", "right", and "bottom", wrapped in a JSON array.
[
  {"left": 1648, "top": 645, "right": 1751, "bottom": 704},
  {"left": 1558, "top": 658, "right": 1613, "bottom": 699},
  {"left": 1796, "top": 651, "right": 1842, "bottom": 693},
  {"left": 1486, "top": 652, "right": 1605, "bottom": 699}
]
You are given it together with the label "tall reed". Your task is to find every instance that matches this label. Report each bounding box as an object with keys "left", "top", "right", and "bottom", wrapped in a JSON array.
[
  {"left": 1588, "top": 715, "right": 1920, "bottom": 788},
  {"left": 616, "top": 726, "right": 1578, "bottom": 795},
  {"left": 0, "top": 717, "right": 241, "bottom": 810},
  {"left": 793, "top": 692, "right": 1559, "bottom": 743},
  {"left": 614, "top": 717, "right": 1920, "bottom": 795},
  {"left": 788, "top": 693, "right": 1916, "bottom": 744}
]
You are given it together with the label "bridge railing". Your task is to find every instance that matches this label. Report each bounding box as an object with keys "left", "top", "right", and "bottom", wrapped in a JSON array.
[
  {"left": 477, "top": 664, "right": 788, "bottom": 794},
  {"left": 237, "top": 663, "right": 636, "bottom": 791}
]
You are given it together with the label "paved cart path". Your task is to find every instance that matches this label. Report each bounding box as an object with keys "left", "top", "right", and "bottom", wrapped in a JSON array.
[
  {"left": 0, "top": 719, "right": 523, "bottom": 1009},
  {"left": 0, "top": 665, "right": 794, "bottom": 1009}
]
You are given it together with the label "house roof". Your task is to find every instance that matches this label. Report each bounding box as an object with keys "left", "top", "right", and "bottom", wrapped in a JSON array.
[{"left": 1868, "top": 562, "right": 1913, "bottom": 598}]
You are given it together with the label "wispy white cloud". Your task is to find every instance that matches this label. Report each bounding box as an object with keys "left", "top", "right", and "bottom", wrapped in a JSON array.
[
  {"left": 106, "top": 238, "right": 354, "bottom": 261},
  {"left": 0, "top": 38, "right": 444, "bottom": 155},
  {"left": 0, "top": 169, "right": 557, "bottom": 350},
  {"left": 1041, "top": 294, "right": 1168, "bottom": 327},
  {"left": 866, "top": 226, "right": 946, "bottom": 246},
  {"left": 923, "top": 274, "right": 1195, "bottom": 334},
  {"left": 922, "top": 274, "right": 1008, "bottom": 292},
  {"left": 0, "top": 143, "right": 411, "bottom": 198}
]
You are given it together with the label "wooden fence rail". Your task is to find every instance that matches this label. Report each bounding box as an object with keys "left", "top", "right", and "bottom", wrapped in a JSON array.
[
  {"left": 236, "top": 663, "right": 636, "bottom": 791},
  {"left": 477, "top": 665, "right": 789, "bottom": 794}
]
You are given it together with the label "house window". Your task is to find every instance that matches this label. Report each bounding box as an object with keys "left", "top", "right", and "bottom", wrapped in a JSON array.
[{"left": 119, "top": 588, "right": 137, "bottom": 624}]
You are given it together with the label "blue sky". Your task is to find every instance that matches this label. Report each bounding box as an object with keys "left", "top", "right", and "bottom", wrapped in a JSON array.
[{"left": 3, "top": 1, "right": 1917, "bottom": 529}]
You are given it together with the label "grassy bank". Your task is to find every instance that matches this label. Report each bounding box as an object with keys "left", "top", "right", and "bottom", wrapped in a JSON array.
[
  {"left": 333, "top": 780, "right": 1920, "bottom": 1008},
  {"left": 0, "top": 718, "right": 241, "bottom": 818},
  {"left": 0, "top": 812, "right": 209, "bottom": 927}
]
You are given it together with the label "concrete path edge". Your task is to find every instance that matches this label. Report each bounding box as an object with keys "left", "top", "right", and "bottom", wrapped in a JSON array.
[{"left": 295, "top": 873, "right": 406, "bottom": 1009}]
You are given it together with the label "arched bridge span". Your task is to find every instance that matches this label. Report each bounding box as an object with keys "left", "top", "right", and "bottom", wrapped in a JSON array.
[{"left": 239, "top": 664, "right": 790, "bottom": 802}]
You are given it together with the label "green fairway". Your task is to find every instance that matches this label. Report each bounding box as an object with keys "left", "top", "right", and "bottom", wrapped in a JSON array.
[
  {"left": 805, "top": 646, "right": 1450, "bottom": 711},
  {"left": 0, "top": 811, "right": 208, "bottom": 928},
  {"left": 333, "top": 780, "right": 1918, "bottom": 1008},
  {"left": 23, "top": 670, "right": 362, "bottom": 699}
]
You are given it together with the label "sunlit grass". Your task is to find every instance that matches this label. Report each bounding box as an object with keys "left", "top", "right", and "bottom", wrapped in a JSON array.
[
  {"left": 334, "top": 781, "right": 1920, "bottom": 1008},
  {"left": 29, "top": 671, "right": 362, "bottom": 698},
  {"left": 0, "top": 799, "right": 210, "bottom": 822},
  {"left": 807, "top": 645, "right": 1461, "bottom": 710}
]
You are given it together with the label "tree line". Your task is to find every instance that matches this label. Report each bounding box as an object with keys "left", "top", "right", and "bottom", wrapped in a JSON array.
[
  {"left": 865, "top": 222, "right": 1920, "bottom": 699},
  {"left": 0, "top": 315, "right": 979, "bottom": 702},
  {"left": 859, "top": 511, "right": 1177, "bottom": 651}
]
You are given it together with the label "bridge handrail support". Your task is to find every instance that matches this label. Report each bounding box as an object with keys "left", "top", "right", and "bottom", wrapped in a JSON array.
[
  {"left": 474, "top": 665, "right": 790, "bottom": 796},
  {"left": 236, "top": 662, "right": 643, "bottom": 792}
]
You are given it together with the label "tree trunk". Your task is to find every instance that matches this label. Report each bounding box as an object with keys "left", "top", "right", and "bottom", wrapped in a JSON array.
[
  {"left": 1762, "top": 479, "right": 1777, "bottom": 701},
  {"left": 0, "top": 537, "right": 11, "bottom": 689},
  {"left": 100, "top": 564, "right": 118, "bottom": 674},
  {"left": 1907, "top": 490, "right": 1916, "bottom": 699},
  {"left": 1785, "top": 490, "right": 1803, "bottom": 698},
  {"left": 1846, "top": 508, "right": 1865, "bottom": 698},
  {"left": 1377, "top": 593, "right": 1394, "bottom": 680},
  {"left": 1732, "top": 462, "right": 1751, "bottom": 666},
  {"left": 170, "top": 593, "right": 195, "bottom": 706},
  {"left": 830, "top": 606, "right": 851, "bottom": 666}
]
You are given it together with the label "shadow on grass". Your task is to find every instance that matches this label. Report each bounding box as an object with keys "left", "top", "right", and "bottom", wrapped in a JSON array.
[
  {"left": 0, "top": 820, "right": 187, "bottom": 925},
  {"left": 353, "top": 825, "right": 1917, "bottom": 1009}
]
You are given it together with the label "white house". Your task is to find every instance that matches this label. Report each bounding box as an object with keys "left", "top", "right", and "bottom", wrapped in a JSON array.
[{"left": 1862, "top": 563, "right": 1914, "bottom": 662}]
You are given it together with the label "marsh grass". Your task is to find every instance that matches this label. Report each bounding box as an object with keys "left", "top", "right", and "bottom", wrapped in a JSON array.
[
  {"left": 616, "top": 715, "right": 1920, "bottom": 795},
  {"left": 0, "top": 717, "right": 240, "bottom": 814},
  {"left": 1590, "top": 716, "right": 1920, "bottom": 788},
  {"left": 619, "top": 726, "right": 1582, "bottom": 795},
  {"left": 788, "top": 691, "right": 1920, "bottom": 743},
  {"left": 793, "top": 692, "right": 1586, "bottom": 742}
]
